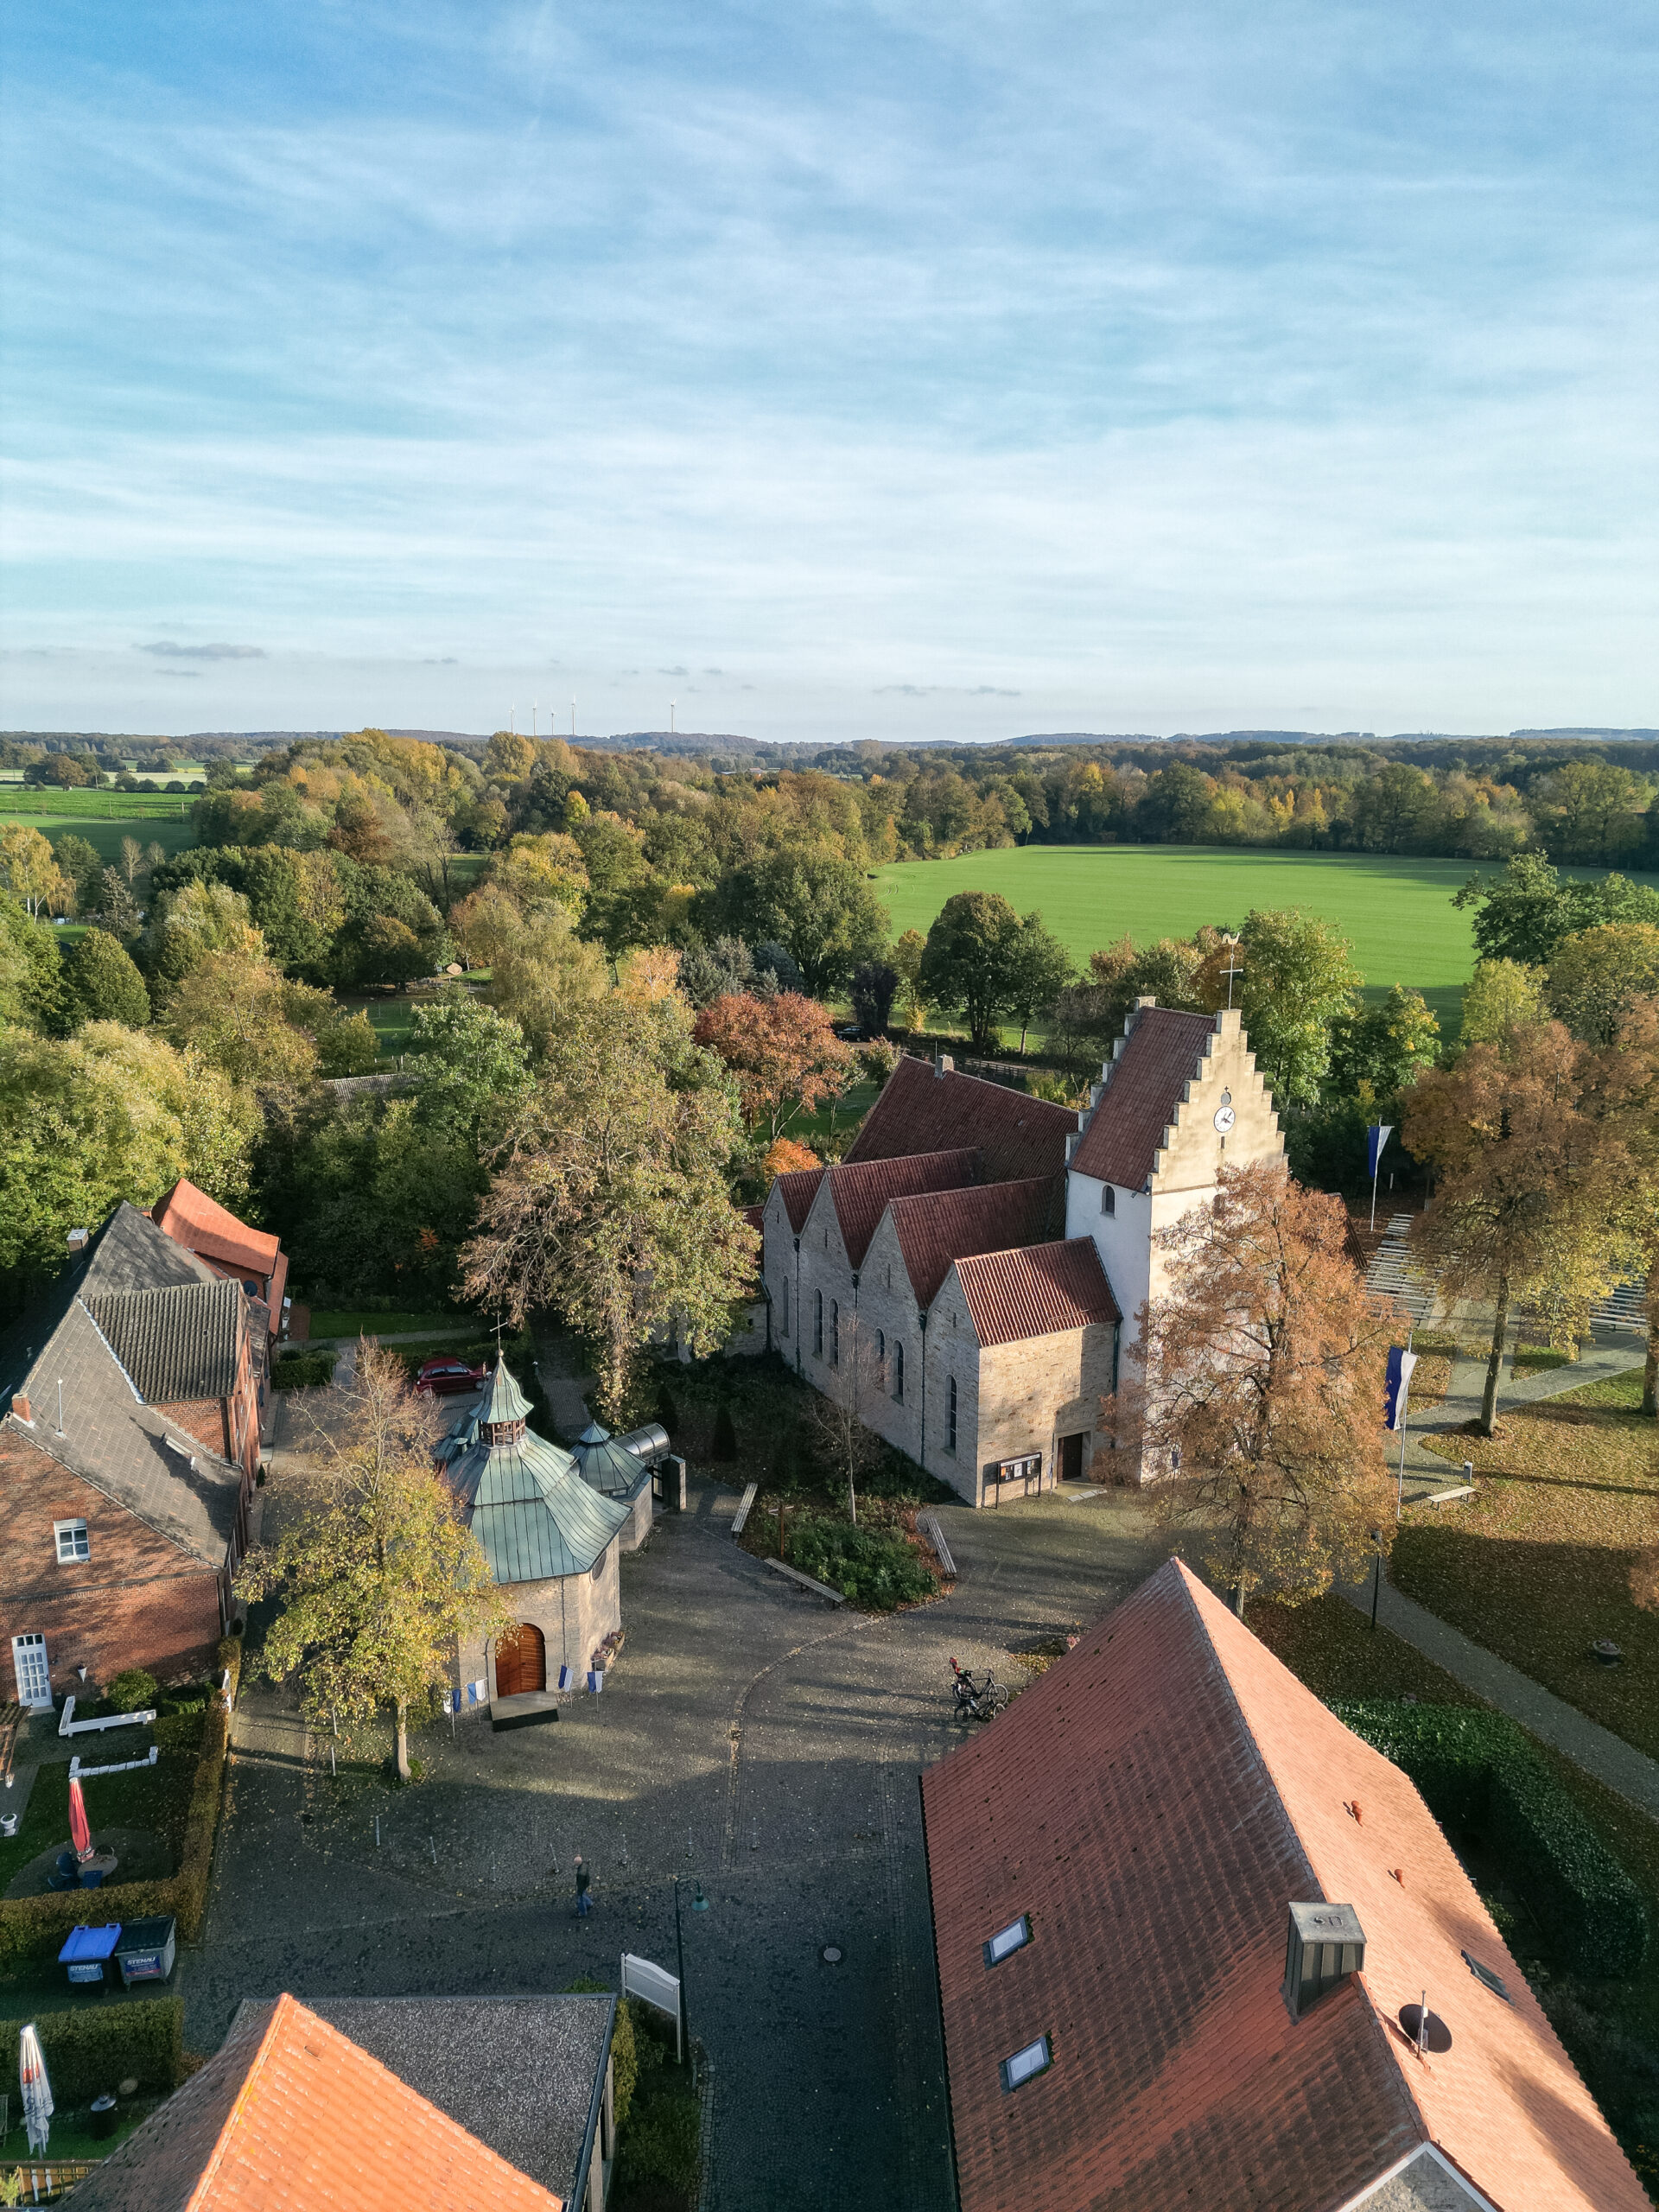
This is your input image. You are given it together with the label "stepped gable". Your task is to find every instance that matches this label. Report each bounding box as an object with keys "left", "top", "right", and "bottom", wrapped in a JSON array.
[
  {"left": 1069, "top": 1005, "right": 1218, "bottom": 1189},
  {"left": 887, "top": 1176, "right": 1062, "bottom": 1309},
  {"left": 774, "top": 1165, "right": 825, "bottom": 1233},
  {"left": 922, "top": 1556, "right": 1648, "bottom": 2212},
  {"left": 954, "top": 1238, "right": 1119, "bottom": 1346},
  {"left": 844, "top": 1054, "right": 1076, "bottom": 1183},
  {"left": 826, "top": 1147, "right": 981, "bottom": 1269}
]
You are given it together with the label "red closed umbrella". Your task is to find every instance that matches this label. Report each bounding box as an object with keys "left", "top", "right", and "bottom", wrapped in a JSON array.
[{"left": 67, "top": 1777, "right": 91, "bottom": 1860}]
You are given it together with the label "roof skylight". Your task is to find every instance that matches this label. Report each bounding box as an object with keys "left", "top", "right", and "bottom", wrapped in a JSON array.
[
  {"left": 984, "top": 1915, "right": 1031, "bottom": 1967},
  {"left": 1462, "top": 1950, "right": 1511, "bottom": 2003},
  {"left": 1000, "top": 2035, "right": 1051, "bottom": 2091}
]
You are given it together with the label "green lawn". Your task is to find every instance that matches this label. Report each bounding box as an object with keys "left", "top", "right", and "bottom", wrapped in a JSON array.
[
  {"left": 872, "top": 847, "right": 1659, "bottom": 1036},
  {"left": 3, "top": 812, "right": 200, "bottom": 865},
  {"left": 306, "top": 1308, "right": 471, "bottom": 1339},
  {"left": 0, "top": 791, "right": 193, "bottom": 821}
]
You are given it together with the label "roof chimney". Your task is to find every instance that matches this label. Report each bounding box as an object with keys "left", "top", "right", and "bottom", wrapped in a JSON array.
[
  {"left": 934, "top": 1053, "right": 954, "bottom": 1078},
  {"left": 67, "top": 1227, "right": 89, "bottom": 1253},
  {"left": 1284, "top": 1902, "right": 1366, "bottom": 2019},
  {"left": 10, "top": 1393, "right": 32, "bottom": 1425}
]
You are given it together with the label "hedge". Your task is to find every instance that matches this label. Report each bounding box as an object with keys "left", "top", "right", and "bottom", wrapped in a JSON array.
[
  {"left": 0, "top": 1997, "right": 182, "bottom": 2099},
  {"left": 786, "top": 1520, "right": 936, "bottom": 1610},
  {"left": 1333, "top": 1701, "right": 1649, "bottom": 1977},
  {"left": 0, "top": 1635, "right": 241, "bottom": 1979},
  {"left": 271, "top": 1351, "right": 336, "bottom": 1389}
]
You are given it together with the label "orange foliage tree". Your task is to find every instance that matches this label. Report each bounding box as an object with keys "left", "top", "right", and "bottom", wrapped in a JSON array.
[
  {"left": 1403, "top": 1019, "right": 1639, "bottom": 1433},
  {"left": 1113, "top": 1162, "right": 1397, "bottom": 1616},
  {"left": 692, "top": 991, "right": 854, "bottom": 1142}
]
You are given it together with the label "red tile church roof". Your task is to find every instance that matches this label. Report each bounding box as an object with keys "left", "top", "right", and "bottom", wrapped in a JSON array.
[
  {"left": 845, "top": 1056, "right": 1076, "bottom": 1184},
  {"left": 887, "top": 1178, "right": 1062, "bottom": 1308},
  {"left": 954, "top": 1238, "right": 1119, "bottom": 1346},
  {"left": 827, "top": 1148, "right": 982, "bottom": 1268},
  {"left": 1068, "top": 1007, "right": 1218, "bottom": 1189},
  {"left": 922, "top": 1558, "right": 1647, "bottom": 2212}
]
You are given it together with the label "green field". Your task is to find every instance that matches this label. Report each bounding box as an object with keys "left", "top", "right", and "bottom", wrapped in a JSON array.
[
  {"left": 872, "top": 847, "right": 1659, "bottom": 1034},
  {"left": 0, "top": 811, "right": 201, "bottom": 865},
  {"left": 0, "top": 787, "right": 191, "bottom": 818}
]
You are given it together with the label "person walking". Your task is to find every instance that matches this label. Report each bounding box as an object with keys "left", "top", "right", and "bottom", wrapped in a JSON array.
[{"left": 574, "top": 1854, "right": 592, "bottom": 1917}]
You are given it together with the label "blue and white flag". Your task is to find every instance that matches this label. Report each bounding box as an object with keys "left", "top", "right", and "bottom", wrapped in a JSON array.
[
  {"left": 449, "top": 1688, "right": 462, "bottom": 1715},
  {"left": 465, "top": 1678, "right": 487, "bottom": 1707},
  {"left": 1367, "top": 1124, "right": 1393, "bottom": 1179},
  {"left": 588, "top": 1670, "right": 604, "bottom": 1694},
  {"left": 1384, "top": 1346, "right": 1417, "bottom": 1431},
  {"left": 557, "top": 1664, "right": 573, "bottom": 1691}
]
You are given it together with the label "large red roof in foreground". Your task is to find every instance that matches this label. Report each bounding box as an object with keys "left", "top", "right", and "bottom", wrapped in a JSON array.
[
  {"left": 70, "top": 1991, "right": 563, "bottom": 2211},
  {"left": 921, "top": 1558, "right": 1646, "bottom": 2212}
]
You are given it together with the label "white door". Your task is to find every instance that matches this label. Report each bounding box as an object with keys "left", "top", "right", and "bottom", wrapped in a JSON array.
[{"left": 11, "top": 1633, "right": 51, "bottom": 1710}]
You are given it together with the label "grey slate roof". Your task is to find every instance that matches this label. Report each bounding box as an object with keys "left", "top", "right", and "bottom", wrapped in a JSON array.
[
  {"left": 0, "top": 1298, "right": 243, "bottom": 1562},
  {"left": 85, "top": 1280, "right": 245, "bottom": 1403},
  {"left": 436, "top": 1372, "right": 630, "bottom": 1583},
  {"left": 0, "top": 1204, "right": 249, "bottom": 1565},
  {"left": 249, "top": 1994, "right": 615, "bottom": 2207},
  {"left": 81, "top": 1200, "right": 219, "bottom": 1295}
]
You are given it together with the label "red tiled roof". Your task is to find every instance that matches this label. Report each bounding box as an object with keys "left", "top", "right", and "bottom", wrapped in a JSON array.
[
  {"left": 887, "top": 1177, "right": 1062, "bottom": 1309},
  {"left": 152, "top": 1179, "right": 283, "bottom": 1281},
  {"left": 774, "top": 1166, "right": 826, "bottom": 1233},
  {"left": 739, "top": 1203, "right": 765, "bottom": 1231},
  {"left": 846, "top": 1056, "right": 1076, "bottom": 1183},
  {"left": 70, "top": 1991, "right": 564, "bottom": 2212},
  {"left": 954, "top": 1238, "right": 1119, "bottom": 1346},
  {"left": 921, "top": 1558, "right": 1648, "bottom": 2212},
  {"left": 826, "top": 1147, "right": 981, "bottom": 1268},
  {"left": 1068, "top": 1007, "right": 1218, "bottom": 1189}
]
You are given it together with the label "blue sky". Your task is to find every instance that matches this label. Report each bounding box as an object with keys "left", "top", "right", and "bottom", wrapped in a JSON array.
[{"left": 2, "top": 2, "right": 1655, "bottom": 742}]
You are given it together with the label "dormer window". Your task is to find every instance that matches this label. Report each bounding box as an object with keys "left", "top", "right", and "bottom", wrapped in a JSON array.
[
  {"left": 1101, "top": 1185, "right": 1116, "bottom": 1216},
  {"left": 984, "top": 1915, "right": 1030, "bottom": 1967}
]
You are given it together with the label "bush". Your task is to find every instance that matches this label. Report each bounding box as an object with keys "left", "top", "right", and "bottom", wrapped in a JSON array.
[
  {"left": 271, "top": 1351, "right": 336, "bottom": 1389},
  {"left": 787, "top": 1519, "right": 936, "bottom": 1610},
  {"left": 1333, "top": 1702, "right": 1649, "bottom": 1976},
  {"left": 105, "top": 1668, "right": 160, "bottom": 1714},
  {"left": 563, "top": 1982, "right": 637, "bottom": 2133},
  {"left": 613, "top": 2086, "right": 700, "bottom": 2200},
  {"left": 0, "top": 1997, "right": 182, "bottom": 2100}
]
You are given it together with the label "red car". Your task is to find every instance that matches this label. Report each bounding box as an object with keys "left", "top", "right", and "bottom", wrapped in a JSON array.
[{"left": 413, "top": 1356, "right": 488, "bottom": 1397}]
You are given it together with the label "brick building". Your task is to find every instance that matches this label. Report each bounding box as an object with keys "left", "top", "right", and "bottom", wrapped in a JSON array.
[
  {"left": 0, "top": 1203, "right": 269, "bottom": 1707},
  {"left": 760, "top": 1001, "right": 1283, "bottom": 1503},
  {"left": 921, "top": 1557, "right": 1648, "bottom": 2212},
  {"left": 151, "top": 1176, "right": 289, "bottom": 1361}
]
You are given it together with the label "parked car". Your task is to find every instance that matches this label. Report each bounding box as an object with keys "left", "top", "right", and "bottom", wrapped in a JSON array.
[{"left": 413, "top": 1355, "right": 488, "bottom": 1397}]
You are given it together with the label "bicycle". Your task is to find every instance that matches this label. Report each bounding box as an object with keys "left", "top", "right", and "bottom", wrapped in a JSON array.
[{"left": 949, "top": 1657, "right": 1007, "bottom": 1722}]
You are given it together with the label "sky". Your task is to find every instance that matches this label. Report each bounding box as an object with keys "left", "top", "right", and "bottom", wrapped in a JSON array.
[{"left": 1, "top": 2, "right": 1656, "bottom": 745}]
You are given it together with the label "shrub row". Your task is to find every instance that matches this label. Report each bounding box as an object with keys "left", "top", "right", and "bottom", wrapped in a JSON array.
[
  {"left": 0, "top": 1997, "right": 183, "bottom": 2099},
  {"left": 0, "top": 1637, "right": 241, "bottom": 1980},
  {"left": 270, "top": 1351, "right": 336, "bottom": 1389},
  {"left": 786, "top": 1519, "right": 936, "bottom": 1609},
  {"left": 1333, "top": 1701, "right": 1649, "bottom": 1977}
]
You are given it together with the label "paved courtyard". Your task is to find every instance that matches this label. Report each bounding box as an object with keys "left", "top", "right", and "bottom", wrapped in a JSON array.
[{"left": 188, "top": 1475, "right": 1168, "bottom": 2211}]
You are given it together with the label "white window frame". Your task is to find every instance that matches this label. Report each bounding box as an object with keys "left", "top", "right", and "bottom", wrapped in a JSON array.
[{"left": 54, "top": 1519, "right": 89, "bottom": 1565}]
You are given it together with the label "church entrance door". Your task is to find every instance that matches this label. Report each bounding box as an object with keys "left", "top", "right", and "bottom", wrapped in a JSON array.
[
  {"left": 1058, "top": 1433, "right": 1085, "bottom": 1485},
  {"left": 495, "top": 1624, "right": 547, "bottom": 1698}
]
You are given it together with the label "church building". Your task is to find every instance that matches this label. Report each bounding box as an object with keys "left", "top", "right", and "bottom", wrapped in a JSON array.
[{"left": 760, "top": 1001, "right": 1283, "bottom": 1505}]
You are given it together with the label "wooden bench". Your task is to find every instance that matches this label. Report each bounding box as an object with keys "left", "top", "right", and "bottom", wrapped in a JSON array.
[{"left": 0, "top": 1700, "right": 24, "bottom": 1789}]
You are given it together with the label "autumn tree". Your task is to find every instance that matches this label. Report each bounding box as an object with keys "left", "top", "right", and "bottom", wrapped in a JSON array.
[
  {"left": 0, "top": 823, "right": 70, "bottom": 919},
  {"left": 237, "top": 1344, "right": 509, "bottom": 1782},
  {"left": 1114, "top": 1162, "right": 1396, "bottom": 1614},
  {"left": 1458, "top": 958, "right": 1548, "bottom": 1047},
  {"left": 461, "top": 995, "right": 758, "bottom": 1417},
  {"left": 1545, "top": 923, "right": 1659, "bottom": 1044},
  {"left": 890, "top": 928, "right": 929, "bottom": 1032},
  {"left": 1402, "top": 1020, "right": 1640, "bottom": 1433},
  {"left": 1582, "top": 999, "right": 1659, "bottom": 1416},
  {"left": 692, "top": 990, "right": 854, "bottom": 1141}
]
